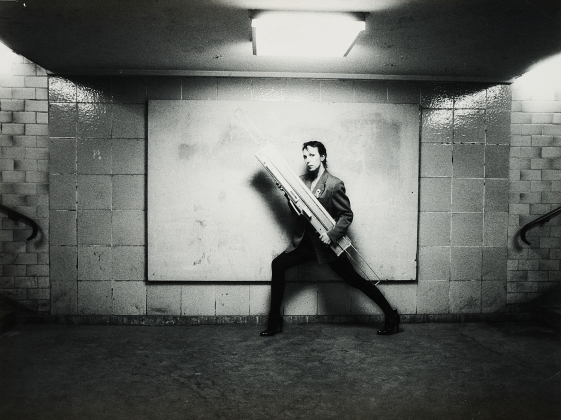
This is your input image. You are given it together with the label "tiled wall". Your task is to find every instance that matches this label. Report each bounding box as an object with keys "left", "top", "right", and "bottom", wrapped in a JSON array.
[
  {"left": 418, "top": 84, "right": 511, "bottom": 316},
  {"left": 48, "top": 76, "right": 147, "bottom": 316},
  {"left": 0, "top": 56, "right": 50, "bottom": 312},
  {"left": 1, "top": 53, "right": 559, "bottom": 321},
  {"left": 45, "top": 75, "right": 513, "bottom": 321},
  {"left": 507, "top": 78, "right": 561, "bottom": 305}
]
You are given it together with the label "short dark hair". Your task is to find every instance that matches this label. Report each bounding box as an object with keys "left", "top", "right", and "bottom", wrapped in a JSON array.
[{"left": 302, "top": 141, "right": 328, "bottom": 169}]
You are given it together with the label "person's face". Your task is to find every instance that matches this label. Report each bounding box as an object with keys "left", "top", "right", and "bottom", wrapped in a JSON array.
[{"left": 303, "top": 146, "right": 325, "bottom": 172}]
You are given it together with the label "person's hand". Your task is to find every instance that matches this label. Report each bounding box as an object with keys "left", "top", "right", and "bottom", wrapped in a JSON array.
[{"left": 319, "top": 232, "right": 331, "bottom": 245}]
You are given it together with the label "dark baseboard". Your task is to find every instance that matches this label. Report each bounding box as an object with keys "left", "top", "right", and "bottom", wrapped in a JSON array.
[{"left": 16, "top": 312, "right": 537, "bottom": 327}]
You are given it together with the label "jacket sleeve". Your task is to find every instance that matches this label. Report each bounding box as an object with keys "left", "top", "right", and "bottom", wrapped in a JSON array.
[{"left": 326, "top": 180, "right": 353, "bottom": 243}]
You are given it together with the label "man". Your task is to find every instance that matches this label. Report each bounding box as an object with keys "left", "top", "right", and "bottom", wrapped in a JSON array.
[{"left": 260, "top": 141, "right": 400, "bottom": 337}]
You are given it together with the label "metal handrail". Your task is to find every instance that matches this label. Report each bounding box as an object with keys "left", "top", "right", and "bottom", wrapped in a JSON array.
[
  {"left": 520, "top": 206, "right": 561, "bottom": 245},
  {"left": 0, "top": 204, "right": 39, "bottom": 241}
]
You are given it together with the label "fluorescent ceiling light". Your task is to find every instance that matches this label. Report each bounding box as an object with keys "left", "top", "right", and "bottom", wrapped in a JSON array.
[{"left": 252, "top": 11, "right": 365, "bottom": 57}]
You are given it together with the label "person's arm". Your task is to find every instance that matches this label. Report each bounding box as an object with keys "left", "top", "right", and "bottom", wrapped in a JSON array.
[{"left": 326, "top": 180, "right": 353, "bottom": 244}]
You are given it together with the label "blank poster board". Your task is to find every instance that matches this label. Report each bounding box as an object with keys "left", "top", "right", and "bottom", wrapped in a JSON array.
[{"left": 148, "top": 100, "right": 419, "bottom": 281}]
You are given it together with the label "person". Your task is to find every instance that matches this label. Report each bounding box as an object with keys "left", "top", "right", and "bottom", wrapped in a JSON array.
[{"left": 260, "top": 141, "right": 400, "bottom": 337}]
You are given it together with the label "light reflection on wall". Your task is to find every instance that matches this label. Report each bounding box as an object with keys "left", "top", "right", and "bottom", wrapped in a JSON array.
[
  {"left": 512, "top": 53, "right": 561, "bottom": 99},
  {"left": 0, "top": 41, "right": 18, "bottom": 74}
]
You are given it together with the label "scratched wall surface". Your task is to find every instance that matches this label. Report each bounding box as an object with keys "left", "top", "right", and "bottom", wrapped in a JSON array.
[{"left": 148, "top": 100, "right": 419, "bottom": 281}]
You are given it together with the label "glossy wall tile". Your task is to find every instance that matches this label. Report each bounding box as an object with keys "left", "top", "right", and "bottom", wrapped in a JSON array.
[{"left": 43, "top": 75, "right": 517, "bottom": 319}]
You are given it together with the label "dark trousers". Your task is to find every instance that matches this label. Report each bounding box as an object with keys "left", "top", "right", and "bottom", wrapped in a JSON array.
[{"left": 268, "top": 234, "right": 393, "bottom": 318}]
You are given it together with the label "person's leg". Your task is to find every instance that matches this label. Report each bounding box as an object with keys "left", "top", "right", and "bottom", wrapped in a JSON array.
[
  {"left": 268, "top": 249, "right": 313, "bottom": 317},
  {"left": 327, "top": 255, "right": 400, "bottom": 335},
  {"left": 261, "top": 237, "right": 315, "bottom": 336}
]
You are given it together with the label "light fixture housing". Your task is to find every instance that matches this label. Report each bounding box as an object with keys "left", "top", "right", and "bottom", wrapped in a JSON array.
[{"left": 251, "top": 11, "right": 366, "bottom": 57}]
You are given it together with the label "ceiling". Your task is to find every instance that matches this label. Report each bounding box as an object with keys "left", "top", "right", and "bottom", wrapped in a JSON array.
[{"left": 1, "top": 0, "right": 560, "bottom": 82}]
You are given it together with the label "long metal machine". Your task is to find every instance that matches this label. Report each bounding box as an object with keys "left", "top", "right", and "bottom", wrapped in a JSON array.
[{"left": 255, "top": 143, "right": 352, "bottom": 256}]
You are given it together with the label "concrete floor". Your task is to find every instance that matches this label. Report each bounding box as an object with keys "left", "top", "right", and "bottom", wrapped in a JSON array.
[{"left": 0, "top": 321, "right": 560, "bottom": 420}]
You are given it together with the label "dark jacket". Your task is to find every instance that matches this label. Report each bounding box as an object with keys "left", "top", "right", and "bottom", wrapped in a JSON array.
[{"left": 284, "top": 169, "right": 353, "bottom": 263}]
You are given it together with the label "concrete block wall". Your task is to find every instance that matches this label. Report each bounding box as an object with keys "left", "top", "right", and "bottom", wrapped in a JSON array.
[
  {"left": 45, "top": 75, "right": 515, "bottom": 321},
  {"left": 2, "top": 51, "right": 557, "bottom": 322},
  {"left": 0, "top": 55, "right": 50, "bottom": 312},
  {"left": 507, "top": 76, "right": 561, "bottom": 304}
]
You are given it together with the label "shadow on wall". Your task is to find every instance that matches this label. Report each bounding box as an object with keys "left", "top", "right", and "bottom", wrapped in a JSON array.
[{"left": 250, "top": 169, "right": 294, "bottom": 236}]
